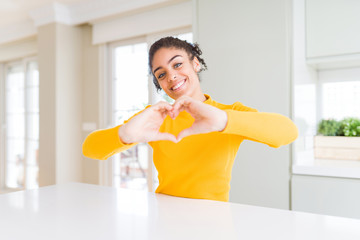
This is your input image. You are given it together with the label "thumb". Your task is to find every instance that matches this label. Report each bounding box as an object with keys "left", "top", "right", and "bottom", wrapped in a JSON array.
[
  {"left": 152, "top": 132, "right": 177, "bottom": 143},
  {"left": 176, "top": 127, "right": 197, "bottom": 142}
]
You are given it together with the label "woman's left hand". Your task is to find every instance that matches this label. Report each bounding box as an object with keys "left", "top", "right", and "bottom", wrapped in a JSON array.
[{"left": 171, "top": 95, "right": 228, "bottom": 142}]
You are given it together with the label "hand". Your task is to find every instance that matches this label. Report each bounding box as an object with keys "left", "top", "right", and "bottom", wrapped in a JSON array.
[
  {"left": 119, "top": 101, "right": 177, "bottom": 144},
  {"left": 172, "top": 96, "right": 228, "bottom": 142}
]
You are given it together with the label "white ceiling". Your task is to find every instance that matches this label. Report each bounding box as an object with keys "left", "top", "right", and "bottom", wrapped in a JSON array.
[
  {"left": 0, "top": 0, "right": 91, "bottom": 27},
  {"left": 0, "top": 0, "right": 181, "bottom": 45}
]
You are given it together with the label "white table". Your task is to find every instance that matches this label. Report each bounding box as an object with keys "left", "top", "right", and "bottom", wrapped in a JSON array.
[{"left": 1, "top": 183, "right": 360, "bottom": 240}]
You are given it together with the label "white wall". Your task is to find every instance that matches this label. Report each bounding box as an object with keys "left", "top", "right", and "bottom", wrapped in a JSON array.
[
  {"left": 81, "top": 25, "right": 100, "bottom": 184},
  {"left": 38, "top": 23, "right": 57, "bottom": 186},
  {"left": 38, "top": 23, "right": 83, "bottom": 186},
  {"left": 194, "top": 0, "right": 293, "bottom": 209},
  {"left": 56, "top": 24, "right": 83, "bottom": 184}
]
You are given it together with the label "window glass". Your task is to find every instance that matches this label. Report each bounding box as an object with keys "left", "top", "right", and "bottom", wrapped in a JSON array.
[
  {"left": 322, "top": 81, "right": 360, "bottom": 120},
  {"left": 4, "top": 60, "right": 39, "bottom": 189},
  {"left": 112, "top": 42, "right": 149, "bottom": 191}
]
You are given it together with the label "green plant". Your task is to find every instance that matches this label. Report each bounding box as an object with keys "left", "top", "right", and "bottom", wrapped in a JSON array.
[
  {"left": 336, "top": 119, "right": 346, "bottom": 136},
  {"left": 317, "top": 119, "right": 341, "bottom": 136},
  {"left": 317, "top": 118, "right": 360, "bottom": 136},
  {"left": 341, "top": 118, "right": 360, "bottom": 137}
]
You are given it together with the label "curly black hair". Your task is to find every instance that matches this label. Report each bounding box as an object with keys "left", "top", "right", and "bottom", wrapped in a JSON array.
[{"left": 148, "top": 36, "right": 208, "bottom": 92}]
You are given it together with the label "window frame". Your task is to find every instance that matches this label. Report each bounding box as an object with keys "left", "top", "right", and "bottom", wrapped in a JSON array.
[
  {"left": 0, "top": 63, "right": 5, "bottom": 191},
  {"left": 318, "top": 68, "right": 360, "bottom": 121},
  {"left": 0, "top": 56, "right": 38, "bottom": 192},
  {"left": 108, "top": 36, "right": 152, "bottom": 191}
]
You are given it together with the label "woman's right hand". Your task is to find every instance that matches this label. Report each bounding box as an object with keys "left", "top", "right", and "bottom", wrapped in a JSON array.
[{"left": 118, "top": 101, "right": 177, "bottom": 144}]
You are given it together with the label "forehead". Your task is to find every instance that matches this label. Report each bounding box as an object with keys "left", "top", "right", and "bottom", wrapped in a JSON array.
[{"left": 152, "top": 47, "right": 190, "bottom": 66}]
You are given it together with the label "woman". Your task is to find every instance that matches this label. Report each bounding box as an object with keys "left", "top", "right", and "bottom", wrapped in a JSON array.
[{"left": 82, "top": 37, "right": 298, "bottom": 202}]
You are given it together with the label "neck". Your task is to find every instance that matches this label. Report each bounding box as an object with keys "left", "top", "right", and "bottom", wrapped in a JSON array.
[{"left": 190, "top": 89, "right": 206, "bottom": 102}]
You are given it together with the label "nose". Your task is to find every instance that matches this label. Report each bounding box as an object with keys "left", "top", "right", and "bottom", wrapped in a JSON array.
[{"left": 169, "top": 71, "right": 177, "bottom": 81}]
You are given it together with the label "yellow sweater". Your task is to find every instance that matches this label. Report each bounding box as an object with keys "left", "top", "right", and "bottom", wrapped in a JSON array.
[{"left": 82, "top": 95, "right": 298, "bottom": 201}]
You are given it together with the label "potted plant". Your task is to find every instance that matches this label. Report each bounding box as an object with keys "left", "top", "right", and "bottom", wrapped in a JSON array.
[{"left": 314, "top": 118, "right": 360, "bottom": 160}]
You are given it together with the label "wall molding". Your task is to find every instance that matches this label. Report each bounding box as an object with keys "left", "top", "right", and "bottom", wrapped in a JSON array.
[
  {"left": 28, "top": 0, "right": 186, "bottom": 27},
  {"left": 307, "top": 53, "right": 360, "bottom": 70},
  {"left": 29, "top": 2, "right": 73, "bottom": 27},
  {"left": 0, "top": 20, "right": 36, "bottom": 46},
  {"left": 92, "top": 1, "right": 192, "bottom": 44}
]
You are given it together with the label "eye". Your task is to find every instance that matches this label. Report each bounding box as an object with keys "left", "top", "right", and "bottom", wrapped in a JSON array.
[
  {"left": 174, "top": 63, "right": 182, "bottom": 68},
  {"left": 157, "top": 72, "right": 165, "bottom": 79}
]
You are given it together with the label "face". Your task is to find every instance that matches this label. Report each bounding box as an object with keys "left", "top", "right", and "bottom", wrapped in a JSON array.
[{"left": 152, "top": 47, "right": 202, "bottom": 100}]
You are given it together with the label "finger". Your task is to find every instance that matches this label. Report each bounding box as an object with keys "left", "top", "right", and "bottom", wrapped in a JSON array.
[
  {"left": 170, "top": 107, "right": 183, "bottom": 119},
  {"left": 168, "top": 111, "right": 175, "bottom": 120},
  {"left": 172, "top": 99, "right": 191, "bottom": 118},
  {"left": 166, "top": 109, "right": 175, "bottom": 120},
  {"left": 173, "top": 98, "right": 190, "bottom": 111},
  {"left": 153, "top": 101, "right": 173, "bottom": 112},
  {"left": 152, "top": 101, "right": 174, "bottom": 118}
]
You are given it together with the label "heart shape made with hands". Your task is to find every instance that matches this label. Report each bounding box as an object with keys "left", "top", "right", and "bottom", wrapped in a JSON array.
[{"left": 120, "top": 96, "right": 228, "bottom": 144}]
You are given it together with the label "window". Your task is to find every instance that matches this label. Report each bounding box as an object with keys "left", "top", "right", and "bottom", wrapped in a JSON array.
[
  {"left": 1, "top": 59, "right": 39, "bottom": 191},
  {"left": 293, "top": 68, "right": 360, "bottom": 176},
  {"left": 105, "top": 31, "right": 193, "bottom": 191},
  {"left": 110, "top": 40, "right": 149, "bottom": 191},
  {"left": 321, "top": 81, "right": 360, "bottom": 120}
]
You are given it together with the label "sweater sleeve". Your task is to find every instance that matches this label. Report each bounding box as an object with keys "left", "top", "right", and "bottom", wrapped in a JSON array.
[
  {"left": 82, "top": 107, "right": 149, "bottom": 160},
  {"left": 82, "top": 125, "right": 136, "bottom": 160},
  {"left": 221, "top": 102, "right": 298, "bottom": 148}
]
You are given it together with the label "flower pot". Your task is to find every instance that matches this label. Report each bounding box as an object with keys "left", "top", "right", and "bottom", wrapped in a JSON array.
[{"left": 314, "top": 136, "right": 360, "bottom": 160}]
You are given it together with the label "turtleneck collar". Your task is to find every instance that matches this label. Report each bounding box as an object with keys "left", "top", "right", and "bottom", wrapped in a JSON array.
[{"left": 203, "top": 94, "right": 213, "bottom": 105}]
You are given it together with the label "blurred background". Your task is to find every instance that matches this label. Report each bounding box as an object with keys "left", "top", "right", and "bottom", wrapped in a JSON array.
[{"left": 0, "top": 0, "right": 359, "bottom": 219}]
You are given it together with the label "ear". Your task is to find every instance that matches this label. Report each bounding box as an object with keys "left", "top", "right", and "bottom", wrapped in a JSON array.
[{"left": 192, "top": 57, "right": 201, "bottom": 72}]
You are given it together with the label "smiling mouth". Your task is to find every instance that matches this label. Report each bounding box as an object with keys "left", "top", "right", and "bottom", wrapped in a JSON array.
[{"left": 171, "top": 79, "right": 186, "bottom": 91}]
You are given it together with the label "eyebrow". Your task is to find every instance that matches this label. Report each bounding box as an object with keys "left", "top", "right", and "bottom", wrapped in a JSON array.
[{"left": 153, "top": 55, "right": 182, "bottom": 75}]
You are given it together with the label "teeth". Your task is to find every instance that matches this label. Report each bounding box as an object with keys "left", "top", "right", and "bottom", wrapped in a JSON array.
[{"left": 172, "top": 80, "right": 185, "bottom": 90}]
